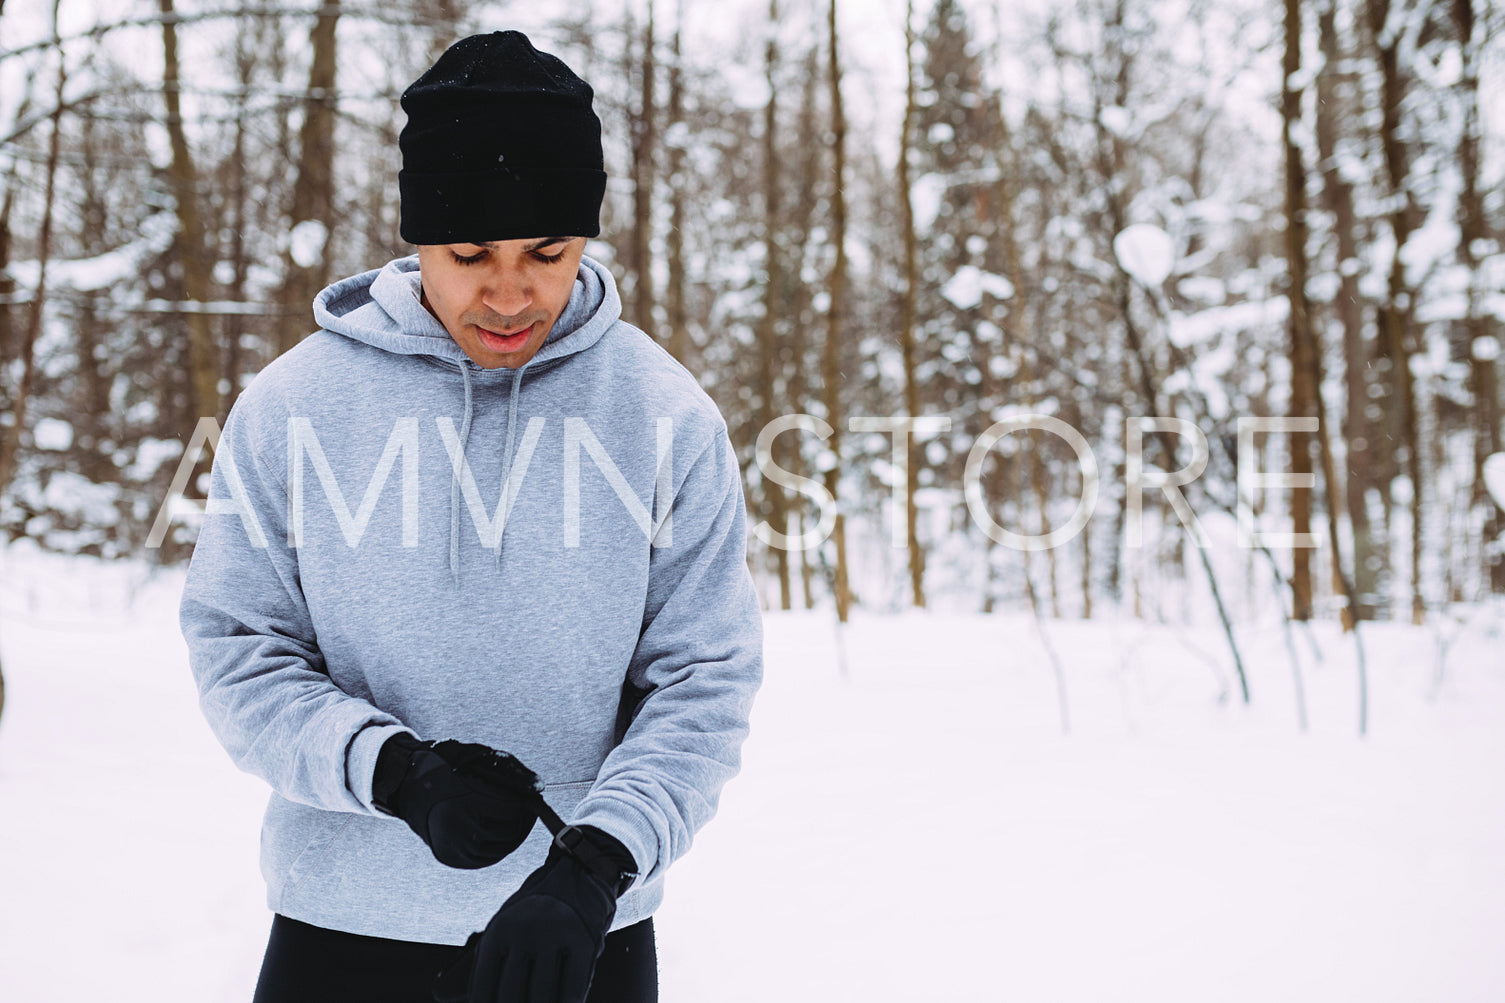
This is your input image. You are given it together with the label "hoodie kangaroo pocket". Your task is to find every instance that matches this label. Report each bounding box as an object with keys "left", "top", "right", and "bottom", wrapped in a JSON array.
[
  {"left": 539, "top": 779, "right": 595, "bottom": 823},
  {"left": 264, "top": 779, "right": 616, "bottom": 940}
]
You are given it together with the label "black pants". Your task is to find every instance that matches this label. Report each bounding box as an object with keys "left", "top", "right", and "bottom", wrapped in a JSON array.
[{"left": 252, "top": 914, "right": 658, "bottom": 1003}]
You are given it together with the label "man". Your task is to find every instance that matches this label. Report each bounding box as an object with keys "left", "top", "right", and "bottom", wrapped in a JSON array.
[{"left": 180, "top": 31, "right": 764, "bottom": 1003}]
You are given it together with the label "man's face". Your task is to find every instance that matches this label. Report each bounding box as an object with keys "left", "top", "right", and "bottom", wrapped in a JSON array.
[{"left": 417, "top": 236, "right": 586, "bottom": 369}]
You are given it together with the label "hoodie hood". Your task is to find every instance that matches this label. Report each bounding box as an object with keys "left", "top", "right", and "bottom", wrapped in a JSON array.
[
  {"left": 312, "top": 251, "right": 618, "bottom": 369},
  {"left": 310, "top": 253, "right": 621, "bottom": 586}
]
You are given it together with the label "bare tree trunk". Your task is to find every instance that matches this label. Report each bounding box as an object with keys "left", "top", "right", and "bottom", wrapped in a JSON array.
[
  {"left": 0, "top": 0, "right": 65, "bottom": 495},
  {"left": 223, "top": 24, "right": 255, "bottom": 416},
  {"left": 276, "top": 0, "right": 340, "bottom": 359},
  {"left": 665, "top": 2, "right": 690, "bottom": 365},
  {"left": 3, "top": 11, "right": 32, "bottom": 722},
  {"left": 1316, "top": 0, "right": 1379, "bottom": 619},
  {"left": 1285, "top": 0, "right": 1315, "bottom": 622},
  {"left": 1287, "top": 0, "right": 1369, "bottom": 732},
  {"left": 157, "top": 0, "right": 222, "bottom": 420},
  {"left": 987, "top": 93, "right": 1056, "bottom": 617},
  {"left": 792, "top": 43, "right": 822, "bottom": 612},
  {"left": 1367, "top": 0, "right": 1425, "bottom": 623},
  {"left": 0, "top": 162, "right": 19, "bottom": 489},
  {"left": 1453, "top": 0, "right": 1504, "bottom": 593},
  {"left": 73, "top": 115, "right": 115, "bottom": 486},
  {"left": 897, "top": 0, "right": 925, "bottom": 609},
  {"left": 629, "top": 0, "right": 657, "bottom": 335},
  {"left": 757, "top": 0, "right": 792, "bottom": 610},
  {"left": 824, "top": 0, "right": 853, "bottom": 621},
  {"left": 0, "top": 92, "right": 27, "bottom": 687},
  {"left": 157, "top": 0, "right": 220, "bottom": 423},
  {"left": 0, "top": 109, "right": 11, "bottom": 711},
  {"left": 1081, "top": 513, "right": 1093, "bottom": 618},
  {"left": 1031, "top": 442, "right": 1062, "bottom": 617}
]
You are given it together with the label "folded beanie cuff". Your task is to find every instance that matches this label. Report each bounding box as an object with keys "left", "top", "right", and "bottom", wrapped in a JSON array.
[{"left": 399, "top": 166, "right": 606, "bottom": 245}]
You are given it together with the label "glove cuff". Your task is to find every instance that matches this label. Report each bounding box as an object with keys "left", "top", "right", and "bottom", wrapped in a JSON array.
[
  {"left": 551, "top": 824, "right": 639, "bottom": 898},
  {"left": 371, "top": 732, "right": 430, "bottom": 816}
]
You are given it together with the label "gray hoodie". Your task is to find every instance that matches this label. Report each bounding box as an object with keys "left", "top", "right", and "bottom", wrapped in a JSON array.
[{"left": 179, "top": 253, "right": 764, "bottom": 944}]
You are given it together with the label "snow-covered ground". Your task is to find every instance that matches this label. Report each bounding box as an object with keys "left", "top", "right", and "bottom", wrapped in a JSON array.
[{"left": 2, "top": 540, "right": 1504, "bottom": 1001}]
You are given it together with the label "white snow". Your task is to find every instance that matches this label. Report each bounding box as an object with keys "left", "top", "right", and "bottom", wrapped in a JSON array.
[
  {"left": 1484, "top": 454, "right": 1505, "bottom": 513},
  {"left": 662, "top": 121, "right": 690, "bottom": 151},
  {"left": 1169, "top": 296, "right": 1289, "bottom": 349},
  {"left": 288, "top": 220, "right": 329, "bottom": 270},
  {"left": 1113, "top": 223, "right": 1176, "bottom": 287},
  {"left": 911, "top": 173, "right": 948, "bottom": 232},
  {"left": 1098, "top": 105, "right": 1133, "bottom": 138},
  {"left": 5, "top": 213, "right": 176, "bottom": 292},
  {"left": 125, "top": 437, "right": 186, "bottom": 482},
  {"left": 1306, "top": 270, "right": 1340, "bottom": 303},
  {"left": 941, "top": 265, "right": 1015, "bottom": 310},
  {"left": 1413, "top": 46, "right": 1462, "bottom": 89},
  {"left": 720, "top": 59, "right": 771, "bottom": 110},
  {"left": 939, "top": 268, "right": 981, "bottom": 311},
  {"left": 1399, "top": 196, "right": 1460, "bottom": 289},
  {"left": 911, "top": 486, "right": 953, "bottom": 510},
  {"left": 40, "top": 472, "right": 120, "bottom": 526},
  {"left": 31, "top": 417, "right": 73, "bottom": 451},
  {"left": 1176, "top": 275, "right": 1226, "bottom": 304},
  {"left": 1390, "top": 474, "right": 1414, "bottom": 507},
  {"left": 3, "top": 544, "right": 1505, "bottom": 1001},
  {"left": 988, "top": 352, "right": 1019, "bottom": 379}
]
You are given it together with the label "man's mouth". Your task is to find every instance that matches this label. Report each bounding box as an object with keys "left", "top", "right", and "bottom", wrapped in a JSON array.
[{"left": 476, "top": 322, "right": 534, "bottom": 352}]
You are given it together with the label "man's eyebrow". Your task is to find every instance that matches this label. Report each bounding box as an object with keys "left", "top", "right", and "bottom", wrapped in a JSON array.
[{"left": 482, "top": 236, "right": 571, "bottom": 251}]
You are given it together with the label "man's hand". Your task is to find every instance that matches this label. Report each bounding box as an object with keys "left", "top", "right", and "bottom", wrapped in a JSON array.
[
  {"left": 431, "top": 825, "right": 637, "bottom": 1003},
  {"left": 372, "top": 734, "right": 544, "bottom": 869}
]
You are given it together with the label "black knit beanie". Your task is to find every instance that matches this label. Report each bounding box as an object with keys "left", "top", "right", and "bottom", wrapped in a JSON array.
[{"left": 398, "top": 31, "right": 606, "bottom": 245}]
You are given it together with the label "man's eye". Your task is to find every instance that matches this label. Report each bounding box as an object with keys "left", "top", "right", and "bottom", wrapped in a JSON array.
[
  {"left": 450, "top": 250, "right": 487, "bottom": 266},
  {"left": 532, "top": 249, "right": 566, "bottom": 264}
]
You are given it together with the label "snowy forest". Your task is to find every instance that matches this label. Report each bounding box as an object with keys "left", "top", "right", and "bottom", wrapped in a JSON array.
[
  {"left": 4, "top": 2, "right": 1505, "bottom": 997},
  {"left": 3, "top": 0, "right": 1505, "bottom": 658}
]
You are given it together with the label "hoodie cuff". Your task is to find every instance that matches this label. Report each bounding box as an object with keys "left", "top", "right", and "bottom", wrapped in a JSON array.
[
  {"left": 345, "top": 723, "right": 421, "bottom": 814},
  {"left": 568, "top": 793, "right": 663, "bottom": 886}
]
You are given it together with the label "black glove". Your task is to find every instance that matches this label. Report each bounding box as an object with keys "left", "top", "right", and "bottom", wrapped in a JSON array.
[
  {"left": 432, "top": 824, "right": 639, "bottom": 1003},
  {"left": 371, "top": 733, "right": 544, "bottom": 870}
]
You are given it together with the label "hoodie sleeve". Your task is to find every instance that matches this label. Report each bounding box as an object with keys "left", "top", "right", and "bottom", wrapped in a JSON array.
[
  {"left": 178, "top": 396, "right": 415, "bottom": 817},
  {"left": 568, "top": 424, "right": 765, "bottom": 886}
]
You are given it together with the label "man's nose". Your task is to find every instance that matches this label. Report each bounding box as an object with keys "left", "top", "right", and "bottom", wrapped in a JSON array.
[{"left": 481, "top": 273, "right": 532, "bottom": 317}]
